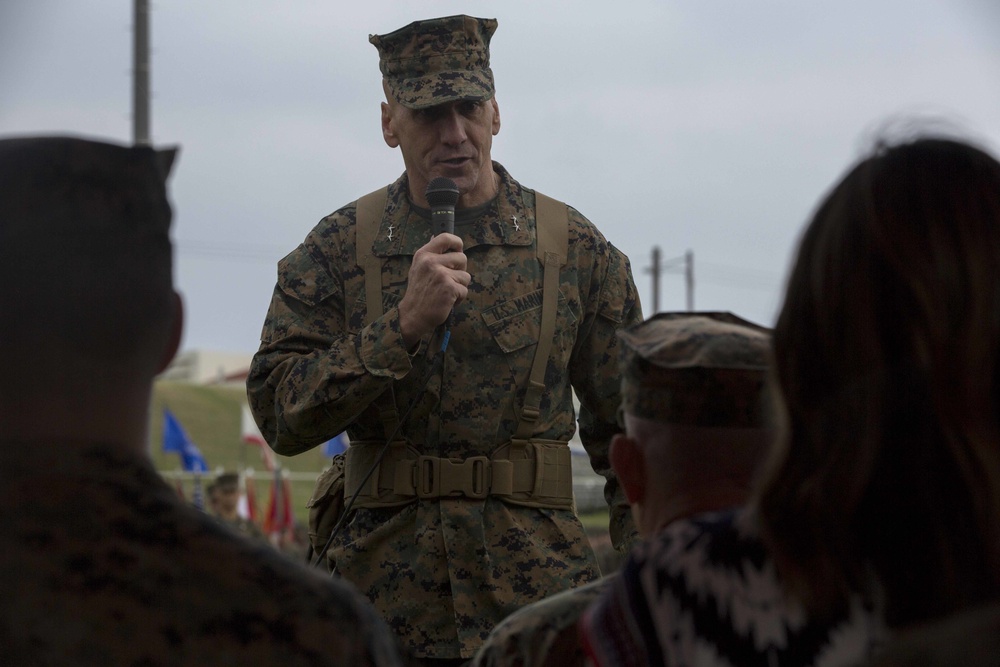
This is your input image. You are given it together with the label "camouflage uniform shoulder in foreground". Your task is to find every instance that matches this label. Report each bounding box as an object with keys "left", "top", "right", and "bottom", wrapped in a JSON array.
[
  {"left": 0, "top": 441, "right": 402, "bottom": 667},
  {"left": 472, "top": 575, "right": 614, "bottom": 667}
]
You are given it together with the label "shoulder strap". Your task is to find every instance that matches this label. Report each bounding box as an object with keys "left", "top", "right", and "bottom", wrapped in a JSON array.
[
  {"left": 356, "top": 187, "right": 389, "bottom": 326},
  {"left": 534, "top": 192, "right": 569, "bottom": 263},
  {"left": 514, "top": 191, "right": 569, "bottom": 443},
  {"left": 355, "top": 186, "right": 400, "bottom": 442}
]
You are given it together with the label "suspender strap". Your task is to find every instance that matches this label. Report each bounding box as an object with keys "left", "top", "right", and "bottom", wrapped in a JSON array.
[
  {"left": 355, "top": 187, "right": 400, "bottom": 442},
  {"left": 514, "top": 192, "right": 569, "bottom": 443},
  {"left": 356, "top": 187, "right": 388, "bottom": 326}
]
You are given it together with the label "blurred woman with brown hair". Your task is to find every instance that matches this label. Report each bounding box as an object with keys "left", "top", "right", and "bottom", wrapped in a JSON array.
[
  {"left": 581, "top": 135, "right": 1000, "bottom": 667},
  {"left": 759, "top": 136, "right": 1000, "bottom": 627}
]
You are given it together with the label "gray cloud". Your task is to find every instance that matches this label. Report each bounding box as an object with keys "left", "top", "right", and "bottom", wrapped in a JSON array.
[{"left": 3, "top": 0, "right": 999, "bottom": 351}]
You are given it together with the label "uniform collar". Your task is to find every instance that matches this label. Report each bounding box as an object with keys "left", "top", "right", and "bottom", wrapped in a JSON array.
[{"left": 371, "top": 162, "right": 534, "bottom": 258}]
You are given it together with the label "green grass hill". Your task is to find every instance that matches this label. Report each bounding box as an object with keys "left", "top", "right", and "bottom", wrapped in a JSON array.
[{"left": 151, "top": 381, "right": 330, "bottom": 513}]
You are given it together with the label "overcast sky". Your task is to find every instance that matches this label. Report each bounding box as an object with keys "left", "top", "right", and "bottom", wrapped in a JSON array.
[{"left": 3, "top": 1, "right": 999, "bottom": 355}]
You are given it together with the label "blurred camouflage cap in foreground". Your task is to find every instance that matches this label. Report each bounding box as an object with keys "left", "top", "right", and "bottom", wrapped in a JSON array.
[
  {"left": 0, "top": 135, "right": 178, "bottom": 357},
  {"left": 0, "top": 135, "right": 176, "bottom": 243},
  {"left": 618, "top": 312, "right": 772, "bottom": 428},
  {"left": 370, "top": 14, "right": 497, "bottom": 109}
]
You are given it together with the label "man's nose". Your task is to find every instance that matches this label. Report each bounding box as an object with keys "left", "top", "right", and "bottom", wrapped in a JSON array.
[{"left": 438, "top": 109, "right": 468, "bottom": 145}]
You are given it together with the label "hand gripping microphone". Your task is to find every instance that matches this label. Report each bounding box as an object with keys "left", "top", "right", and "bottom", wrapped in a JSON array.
[{"left": 425, "top": 177, "right": 460, "bottom": 236}]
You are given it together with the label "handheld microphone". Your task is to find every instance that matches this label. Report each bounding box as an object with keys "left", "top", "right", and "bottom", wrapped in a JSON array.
[
  {"left": 424, "top": 177, "right": 460, "bottom": 354},
  {"left": 425, "top": 177, "right": 460, "bottom": 236}
]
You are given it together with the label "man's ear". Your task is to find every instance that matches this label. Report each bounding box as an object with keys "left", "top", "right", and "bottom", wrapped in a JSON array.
[
  {"left": 157, "top": 290, "right": 184, "bottom": 374},
  {"left": 610, "top": 433, "right": 646, "bottom": 506},
  {"left": 381, "top": 102, "right": 399, "bottom": 148},
  {"left": 490, "top": 97, "right": 501, "bottom": 136}
]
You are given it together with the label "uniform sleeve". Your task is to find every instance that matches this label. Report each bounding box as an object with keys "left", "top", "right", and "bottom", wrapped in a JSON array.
[
  {"left": 246, "top": 212, "right": 414, "bottom": 456},
  {"left": 579, "top": 552, "right": 657, "bottom": 667},
  {"left": 569, "top": 221, "right": 644, "bottom": 552}
]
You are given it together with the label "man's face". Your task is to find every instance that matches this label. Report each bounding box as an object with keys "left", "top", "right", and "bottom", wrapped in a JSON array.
[
  {"left": 217, "top": 486, "right": 239, "bottom": 516},
  {"left": 382, "top": 95, "right": 501, "bottom": 208}
]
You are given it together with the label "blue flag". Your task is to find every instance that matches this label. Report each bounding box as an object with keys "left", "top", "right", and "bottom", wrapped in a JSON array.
[
  {"left": 162, "top": 409, "right": 209, "bottom": 473},
  {"left": 321, "top": 432, "right": 349, "bottom": 457}
]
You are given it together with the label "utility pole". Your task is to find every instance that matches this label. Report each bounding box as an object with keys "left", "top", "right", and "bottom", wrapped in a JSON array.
[
  {"left": 133, "top": 0, "right": 151, "bottom": 146},
  {"left": 649, "top": 246, "right": 661, "bottom": 313},
  {"left": 684, "top": 248, "right": 694, "bottom": 311},
  {"left": 646, "top": 246, "right": 694, "bottom": 313}
]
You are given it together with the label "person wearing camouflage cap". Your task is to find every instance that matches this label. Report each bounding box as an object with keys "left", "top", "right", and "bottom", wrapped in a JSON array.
[
  {"left": 579, "top": 311, "right": 881, "bottom": 666},
  {"left": 0, "top": 136, "right": 402, "bottom": 667},
  {"left": 208, "top": 471, "right": 265, "bottom": 540},
  {"left": 247, "top": 14, "right": 642, "bottom": 664},
  {"left": 473, "top": 312, "right": 774, "bottom": 667}
]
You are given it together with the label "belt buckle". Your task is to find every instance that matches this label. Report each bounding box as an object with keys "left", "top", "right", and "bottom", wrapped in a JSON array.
[
  {"left": 417, "top": 456, "right": 441, "bottom": 498},
  {"left": 463, "top": 456, "right": 489, "bottom": 499}
]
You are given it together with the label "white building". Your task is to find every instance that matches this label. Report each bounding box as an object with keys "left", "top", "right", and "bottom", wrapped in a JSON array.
[{"left": 158, "top": 349, "right": 253, "bottom": 385}]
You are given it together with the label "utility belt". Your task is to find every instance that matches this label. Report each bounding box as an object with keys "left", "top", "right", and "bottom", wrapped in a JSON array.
[{"left": 344, "top": 439, "right": 574, "bottom": 509}]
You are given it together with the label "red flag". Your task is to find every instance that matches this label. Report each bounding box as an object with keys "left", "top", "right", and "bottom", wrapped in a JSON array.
[
  {"left": 263, "top": 468, "right": 296, "bottom": 546},
  {"left": 281, "top": 471, "right": 297, "bottom": 544},
  {"left": 262, "top": 468, "right": 282, "bottom": 538}
]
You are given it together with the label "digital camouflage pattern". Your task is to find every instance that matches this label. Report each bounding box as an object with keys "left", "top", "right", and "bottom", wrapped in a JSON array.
[
  {"left": 248, "top": 163, "right": 641, "bottom": 658},
  {"left": 471, "top": 575, "right": 615, "bottom": 667},
  {"left": 369, "top": 15, "right": 497, "bottom": 110},
  {"left": 0, "top": 442, "right": 403, "bottom": 667},
  {"left": 215, "top": 513, "right": 266, "bottom": 541},
  {"left": 618, "top": 312, "right": 772, "bottom": 428}
]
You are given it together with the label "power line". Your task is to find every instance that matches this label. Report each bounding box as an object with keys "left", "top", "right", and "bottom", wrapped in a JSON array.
[
  {"left": 174, "top": 240, "right": 291, "bottom": 263},
  {"left": 644, "top": 247, "right": 785, "bottom": 312},
  {"left": 697, "top": 260, "right": 783, "bottom": 291}
]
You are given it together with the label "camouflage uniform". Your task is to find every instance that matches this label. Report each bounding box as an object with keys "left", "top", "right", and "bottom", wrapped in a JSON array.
[
  {"left": 0, "top": 442, "right": 403, "bottom": 667},
  {"left": 471, "top": 576, "right": 614, "bottom": 667},
  {"left": 248, "top": 159, "right": 641, "bottom": 658},
  {"left": 616, "top": 311, "right": 772, "bottom": 427}
]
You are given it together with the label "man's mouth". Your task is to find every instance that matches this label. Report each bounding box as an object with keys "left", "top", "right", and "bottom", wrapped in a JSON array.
[{"left": 439, "top": 156, "right": 471, "bottom": 167}]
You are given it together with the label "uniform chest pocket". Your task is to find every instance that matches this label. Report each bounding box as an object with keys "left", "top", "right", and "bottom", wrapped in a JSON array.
[{"left": 481, "top": 289, "right": 578, "bottom": 357}]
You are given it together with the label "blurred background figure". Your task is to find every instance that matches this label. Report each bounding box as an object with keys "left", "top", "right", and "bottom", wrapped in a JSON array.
[{"left": 209, "top": 471, "right": 265, "bottom": 540}]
